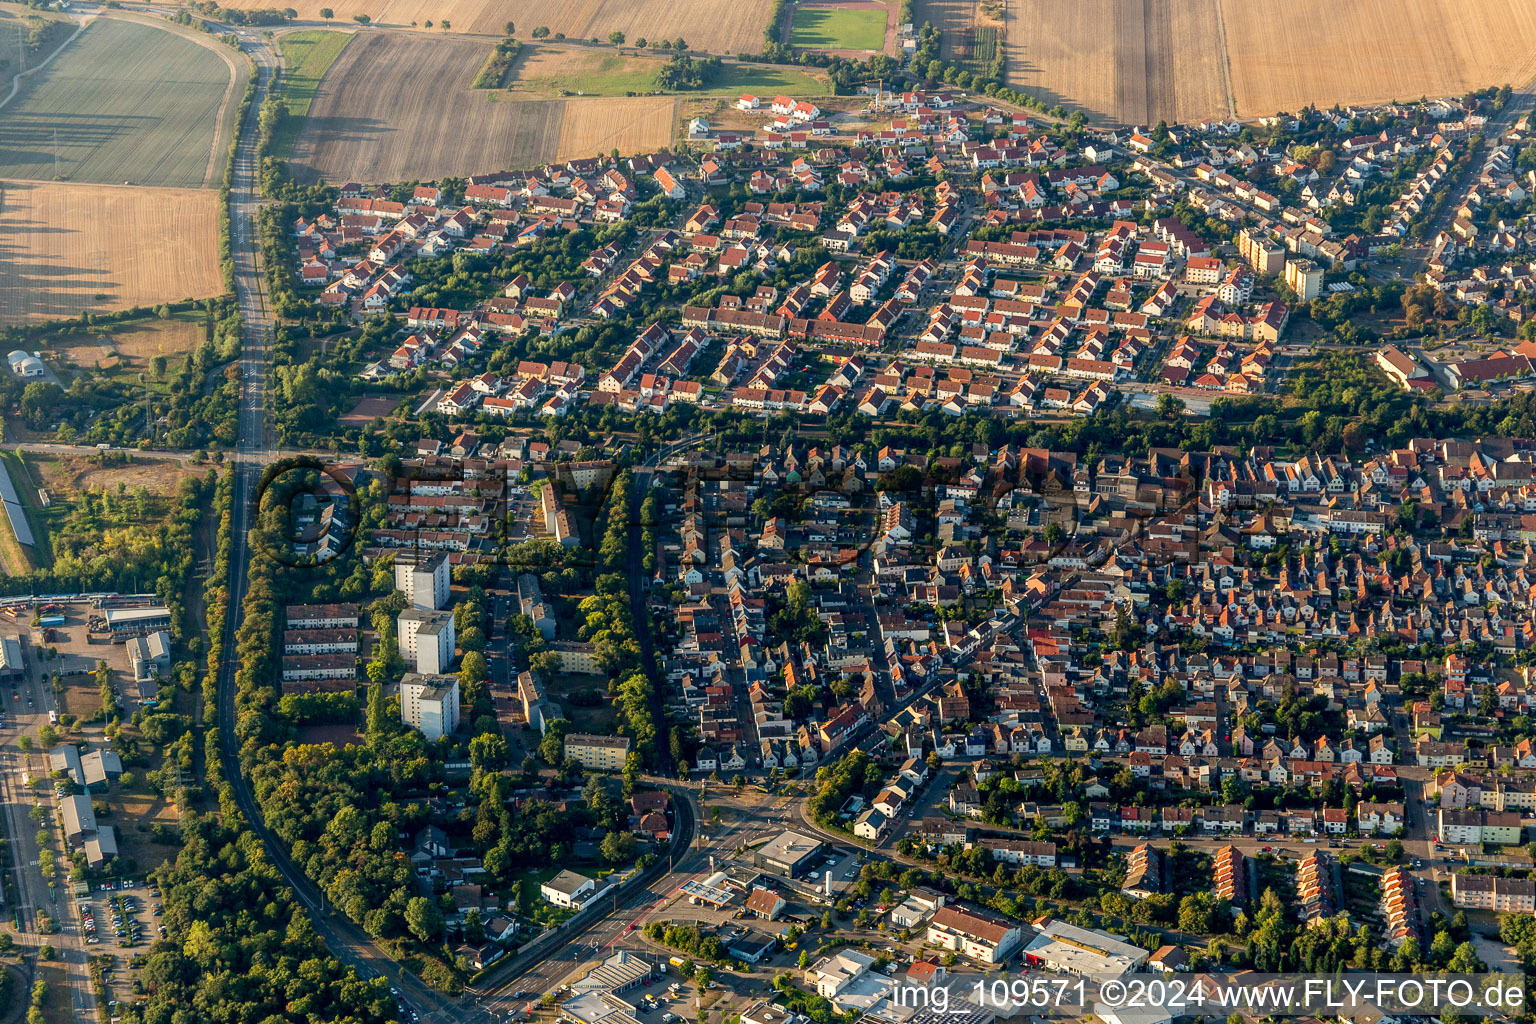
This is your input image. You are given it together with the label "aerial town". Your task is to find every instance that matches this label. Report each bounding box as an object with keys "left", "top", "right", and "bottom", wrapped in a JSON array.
[{"left": 5, "top": 1, "right": 1536, "bottom": 1023}]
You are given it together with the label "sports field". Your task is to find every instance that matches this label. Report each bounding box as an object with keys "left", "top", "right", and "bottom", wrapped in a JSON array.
[
  {"left": 0, "top": 16, "right": 243, "bottom": 188},
  {"left": 0, "top": 180, "right": 223, "bottom": 325},
  {"left": 271, "top": 30, "right": 354, "bottom": 160},
  {"left": 789, "top": 2, "right": 887, "bottom": 51},
  {"left": 290, "top": 32, "right": 675, "bottom": 181}
]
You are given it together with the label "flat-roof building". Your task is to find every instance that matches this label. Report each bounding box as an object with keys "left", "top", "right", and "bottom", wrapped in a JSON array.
[
  {"left": 104, "top": 606, "right": 171, "bottom": 638},
  {"left": 398, "top": 608, "right": 456, "bottom": 675},
  {"left": 754, "top": 830, "right": 823, "bottom": 878},
  {"left": 401, "top": 673, "right": 460, "bottom": 741},
  {"left": 564, "top": 733, "right": 631, "bottom": 772},
  {"left": 1022, "top": 917, "right": 1149, "bottom": 976},
  {"left": 396, "top": 551, "right": 450, "bottom": 610}
]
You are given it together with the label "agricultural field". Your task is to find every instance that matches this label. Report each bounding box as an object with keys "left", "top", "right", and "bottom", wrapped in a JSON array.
[
  {"left": 507, "top": 44, "right": 830, "bottom": 98},
  {"left": 221, "top": 0, "right": 772, "bottom": 53},
  {"left": 0, "top": 6, "right": 74, "bottom": 82},
  {"left": 1003, "top": 0, "right": 1228, "bottom": 125},
  {"left": 0, "top": 181, "right": 223, "bottom": 326},
  {"left": 289, "top": 32, "right": 675, "bottom": 182},
  {"left": 0, "top": 16, "right": 245, "bottom": 188},
  {"left": 1219, "top": 0, "right": 1536, "bottom": 117},
  {"left": 913, "top": 0, "right": 1003, "bottom": 62},
  {"left": 789, "top": 0, "right": 888, "bottom": 51},
  {"left": 270, "top": 30, "right": 354, "bottom": 160}
]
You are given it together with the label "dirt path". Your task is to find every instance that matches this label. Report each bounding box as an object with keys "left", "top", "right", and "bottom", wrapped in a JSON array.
[
  {"left": 1211, "top": 0, "right": 1236, "bottom": 119},
  {"left": 0, "top": 14, "right": 90, "bottom": 112}
]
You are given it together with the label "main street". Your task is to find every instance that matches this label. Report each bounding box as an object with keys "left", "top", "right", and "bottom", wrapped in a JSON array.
[
  {"left": 0, "top": 643, "right": 97, "bottom": 1019},
  {"left": 210, "top": 66, "right": 713, "bottom": 1014},
  {"left": 211, "top": 26, "right": 468, "bottom": 1024}
]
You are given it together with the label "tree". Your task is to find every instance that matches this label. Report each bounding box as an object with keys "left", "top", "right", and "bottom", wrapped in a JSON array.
[
  {"left": 601, "top": 831, "right": 637, "bottom": 864},
  {"left": 505, "top": 20, "right": 515, "bottom": 34},
  {"left": 540, "top": 719, "right": 572, "bottom": 765},
  {"left": 353, "top": 13, "right": 370, "bottom": 23},
  {"left": 460, "top": 650, "right": 489, "bottom": 689},
  {"left": 441, "top": 19, "right": 450, "bottom": 29},
  {"left": 532, "top": 25, "right": 550, "bottom": 37},
  {"left": 608, "top": 30, "right": 624, "bottom": 45},
  {"left": 405, "top": 896, "right": 442, "bottom": 943},
  {"left": 366, "top": 680, "right": 390, "bottom": 740},
  {"left": 319, "top": 6, "right": 333, "bottom": 20},
  {"left": 469, "top": 733, "right": 510, "bottom": 771}
]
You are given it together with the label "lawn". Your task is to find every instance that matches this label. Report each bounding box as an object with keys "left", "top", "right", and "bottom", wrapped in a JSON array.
[
  {"left": 2, "top": 452, "right": 48, "bottom": 569},
  {"left": 510, "top": 47, "right": 665, "bottom": 97},
  {"left": 709, "top": 62, "right": 831, "bottom": 95},
  {"left": 510, "top": 45, "right": 830, "bottom": 97},
  {"left": 515, "top": 865, "right": 577, "bottom": 928},
  {"left": 272, "top": 30, "right": 354, "bottom": 159},
  {"left": 789, "top": 5, "right": 887, "bottom": 50}
]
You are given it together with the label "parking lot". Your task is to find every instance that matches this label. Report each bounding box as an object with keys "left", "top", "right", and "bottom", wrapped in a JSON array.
[{"left": 78, "top": 880, "right": 161, "bottom": 950}]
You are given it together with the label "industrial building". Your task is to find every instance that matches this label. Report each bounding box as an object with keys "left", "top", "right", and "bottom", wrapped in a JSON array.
[
  {"left": 1022, "top": 918, "right": 1149, "bottom": 976},
  {"left": 103, "top": 606, "right": 171, "bottom": 639}
]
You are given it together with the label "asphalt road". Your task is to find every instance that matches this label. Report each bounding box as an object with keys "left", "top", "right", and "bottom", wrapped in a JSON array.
[
  {"left": 0, "top": 639, "right": 96, "bottom": 1018},
  {"left": 208, "top": 29, "right": 465, "bottom": 1024}
]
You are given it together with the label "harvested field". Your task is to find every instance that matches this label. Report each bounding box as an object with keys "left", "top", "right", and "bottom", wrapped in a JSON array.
[
  {"left": 291, "top": 32, "right": 674, "bottom": 181},
  {"left": 914, "top": 0, "right": 1003, "bottom": 62},
  {"left": 1004, "top": 0, "right": 1228, "bottom": 125},
  {"left": 392, "top": 0, "right": 772, "bottom": 53},
  {"left": 225, "top": 0, "right": 771, "bottom": 53},
  {"left": 1219, "top": 0, "right": 1536, "bottom": 117},
  {"left": 0, "top": 180, "right": 223, "bottom": 326},
  {"left": 0, "top": 16, "right": 244, "bottom": 188}
]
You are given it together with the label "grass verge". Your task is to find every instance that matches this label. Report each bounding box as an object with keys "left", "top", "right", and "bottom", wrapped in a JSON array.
[{"left": 271, "top": 30, "right": 353, "bottom": 159}]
